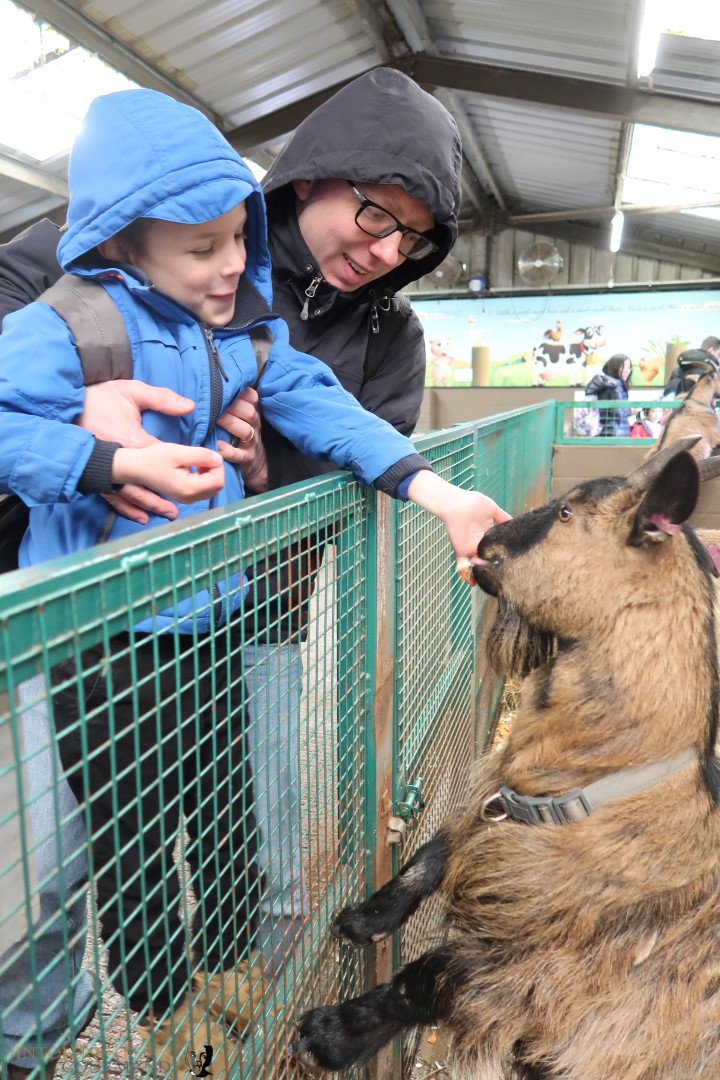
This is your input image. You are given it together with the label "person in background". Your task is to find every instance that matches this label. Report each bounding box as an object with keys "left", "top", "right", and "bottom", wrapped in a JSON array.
[
  {"left": 585, "top": 353, "right": 632, "bottom": 437},
  {"left": 642, "top": 406, "right": 664, "bottom": 439},
  {"left": 701, "top": 335, "right": 720, "bottom": 363},
  {"left": 662, "top": 347, "right": 720, "bottom": 398},
  {"left": 0, "top": 83, "right": 497, "bottom": 1078}
]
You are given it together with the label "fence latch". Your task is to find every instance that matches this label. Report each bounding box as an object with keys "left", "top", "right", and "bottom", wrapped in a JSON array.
[{"left": 387, "top": 777, "right": 425, "bottom": 845}]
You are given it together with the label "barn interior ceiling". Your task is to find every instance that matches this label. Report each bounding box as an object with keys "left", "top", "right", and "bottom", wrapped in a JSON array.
[{"left": 1, "top": 0, "right": 719, "bottom": 287}]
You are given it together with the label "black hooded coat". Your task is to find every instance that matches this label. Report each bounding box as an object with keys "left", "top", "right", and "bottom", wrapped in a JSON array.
[{"left": 0, "top": 68, "right": 461, "bottom": 485}]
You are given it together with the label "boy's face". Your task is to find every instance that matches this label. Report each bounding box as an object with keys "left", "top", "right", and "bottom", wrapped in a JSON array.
[
  {"left": 123, "top": 202, "right": 248, "bottom": 326},
  {"left": 292, "top": 179, "right": 434, "bottom": 292}
]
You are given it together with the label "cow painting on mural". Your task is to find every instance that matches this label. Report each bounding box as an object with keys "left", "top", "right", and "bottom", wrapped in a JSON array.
[
  {"left": 532, "top": 324, "right": 606, "bottom": 387},
  {"left": 294, "top": 436, "right": 720, "bottom": 1080}
]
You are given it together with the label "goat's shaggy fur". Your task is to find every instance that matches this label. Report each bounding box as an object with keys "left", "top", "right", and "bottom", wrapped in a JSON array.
[{"left": 295, "top": 440, "right": 720, "bottom": 1080}]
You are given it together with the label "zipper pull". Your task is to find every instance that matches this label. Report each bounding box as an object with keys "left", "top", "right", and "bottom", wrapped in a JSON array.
[
  {"left": 300, "top": 273, "right": 323, "bottom": 321},
  {"left": 205, "top": 329, "right": 229, "bottom": 381},
  {"left": 370, "top": 296, "right": 380, "bottom": 335}
]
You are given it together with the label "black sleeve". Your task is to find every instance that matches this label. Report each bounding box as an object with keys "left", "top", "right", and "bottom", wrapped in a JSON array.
[{"left": 0, "top": 219, "right": 63, "bottom": 328}]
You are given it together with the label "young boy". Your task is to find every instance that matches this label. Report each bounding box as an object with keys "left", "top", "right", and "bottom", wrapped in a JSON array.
[{"left": 0, "top": 88, "right": 507, "bottom": 1077}]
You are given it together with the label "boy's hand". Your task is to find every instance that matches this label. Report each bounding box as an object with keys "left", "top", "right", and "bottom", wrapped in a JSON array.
[
  {"left": 434, "top": 487, "right": 511, "bottom": 571},
  {"left": 112, "top": 444, "right": 225, "bottom": 504},
  {"left": 217, "top": 387, "right": 269, "bottom": 493},
  {"left": 405, "top": 472, "right": 511, "bottom": 582}
]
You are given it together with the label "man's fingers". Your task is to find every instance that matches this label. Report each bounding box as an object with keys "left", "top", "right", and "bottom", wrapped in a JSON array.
[
  {"left": 102, "top": 493, "right": 150, "bottom": 525},
  {"left": 102, "top": 485, "right": 179, "bottom": 522},
  {"left": 125, "top": 382, "right": 195, "bottom": 416}
]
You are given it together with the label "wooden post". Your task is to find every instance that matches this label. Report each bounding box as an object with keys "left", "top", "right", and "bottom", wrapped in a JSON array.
[
  {"left": 664, "top": 342, "right": 684, "bottom": 385},
  {"left": 472, "top": 345, "right": 490, "bottom": 386}
]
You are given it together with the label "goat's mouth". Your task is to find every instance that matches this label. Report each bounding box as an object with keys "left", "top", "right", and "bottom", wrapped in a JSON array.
[{"left": 471, "top": 556, "right": 498, "bottom": 595}]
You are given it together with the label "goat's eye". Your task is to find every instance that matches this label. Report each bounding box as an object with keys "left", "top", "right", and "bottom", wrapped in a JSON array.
[{"left": 558, "top": 504, "right": 573, "bottom": 522}]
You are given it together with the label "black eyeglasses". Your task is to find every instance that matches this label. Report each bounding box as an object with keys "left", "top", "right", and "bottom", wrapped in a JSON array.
[{"left": 346, "top": 181, "right": 438, "bottom": 261}]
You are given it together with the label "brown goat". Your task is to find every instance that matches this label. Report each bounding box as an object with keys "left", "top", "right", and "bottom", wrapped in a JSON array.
[
  {"left": 295, "top": 437, "right": 720, "bottom": 1080},
  {"left": 645, "top": 369, "right": 720, "bottom": 461}
]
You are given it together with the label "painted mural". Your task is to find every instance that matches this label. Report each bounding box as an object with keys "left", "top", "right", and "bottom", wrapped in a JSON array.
[{"left": 417, "top": 289, "right": 720, "bottom": 388}]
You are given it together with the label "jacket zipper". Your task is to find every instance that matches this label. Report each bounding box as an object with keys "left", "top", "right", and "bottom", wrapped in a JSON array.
[
  {"left": 203, "top": 326, "right": 228, "bottom": 442},
  {"left": 300, "top": 273, "right": 323, "bottom": 321},
  {"left": 368, "top": 290, "right": 393, "bottom": 335}
]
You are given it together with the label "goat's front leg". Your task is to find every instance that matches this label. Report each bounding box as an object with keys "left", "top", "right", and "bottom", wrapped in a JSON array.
[
  {"left": 332, "top": 829, "right": 449, "bottom": 946},
  {"left": 294, "top": 944, "right": 454, "bottom": 1072}
]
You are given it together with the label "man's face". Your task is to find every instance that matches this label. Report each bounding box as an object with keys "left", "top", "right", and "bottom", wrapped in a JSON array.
[
  {"left": 292, "top": 178, "right": 435, "bottom": 292},
  {"left": 109, "top": 202, "right": 248, "bottom": 326}
]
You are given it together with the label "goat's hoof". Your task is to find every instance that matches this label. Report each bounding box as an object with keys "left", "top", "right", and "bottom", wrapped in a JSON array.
[
  {"left": 332, "top": 906, "right": 393, "bottom": 948},
  {"left": 293, "top": 1008, "right": 363, "bottom": 1072},
  {"left": 330, "top": 913, "right": 366, "bottom": 947},
  {"left": 292, "top": 1041, "right": 323, "bottom": 1075}
]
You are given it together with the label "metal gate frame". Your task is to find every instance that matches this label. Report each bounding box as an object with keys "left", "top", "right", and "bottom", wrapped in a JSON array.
[{"left": 0, "top": 404, "right": 555, "bottom": 1080}]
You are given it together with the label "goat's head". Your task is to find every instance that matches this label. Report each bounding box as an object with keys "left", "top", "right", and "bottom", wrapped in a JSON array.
[
  {"left": 686, "top": 368, "right": 720, "bottom": 404},
  {"left": 473, "top": 438, "right": 715, "bottom": 652}
]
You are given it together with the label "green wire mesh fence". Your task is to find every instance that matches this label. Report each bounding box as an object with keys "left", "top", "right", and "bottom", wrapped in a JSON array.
[{"left": 0, "top": 405, "right": 555, "bottom": 1080}]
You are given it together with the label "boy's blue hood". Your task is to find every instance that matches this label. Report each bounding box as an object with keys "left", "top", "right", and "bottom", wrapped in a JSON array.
[{"left": 58, "top": 89, "right": 271, "bottom": 306}]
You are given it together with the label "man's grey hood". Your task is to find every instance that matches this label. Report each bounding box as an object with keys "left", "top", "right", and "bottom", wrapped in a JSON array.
[{"left": 262, "top": 67, "right": 462, "bottom": 293}]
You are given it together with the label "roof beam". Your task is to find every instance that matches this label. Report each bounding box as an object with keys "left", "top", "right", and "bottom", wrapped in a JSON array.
[
  {"left": 0, "top": 152, "right": 68, "bottom": 198},
  {"left": 398, "top": 54, "right": 720, "bottom": 138},
  {"left": 383, "top": 0, "right": 502, "bottom": 212},
  {"left": 518, "top": 219, "right": 720, "bottom": 275},
  {"left": 226, "top": 79, "right": 358, "bottom": 153},
  {"left": 510, "top": 199, "right": 720, "bottom": 226}
]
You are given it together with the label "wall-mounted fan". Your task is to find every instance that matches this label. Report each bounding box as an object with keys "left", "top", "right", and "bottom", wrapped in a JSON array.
[
  {"left": 516, "top": 241, "right": 564, "bottom": 287},
  {"left": 424, "top": 252, "right": 466, "bottom": 288}
]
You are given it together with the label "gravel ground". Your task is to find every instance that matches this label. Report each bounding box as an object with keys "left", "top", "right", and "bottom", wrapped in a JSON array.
[{"left": 411, "top": 1027, "right": 453, "bottom": 1079}]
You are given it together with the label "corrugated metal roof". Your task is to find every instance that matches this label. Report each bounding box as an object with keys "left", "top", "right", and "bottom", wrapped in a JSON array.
[
  {"left": 461, "top": 95, "right": 621, "bottom": 213},
  {"left": 0, "top": 0, "right": 718, "bottom": 284},
  {"left": 429, "top": 0, "right": 634, "bottom": 83}
]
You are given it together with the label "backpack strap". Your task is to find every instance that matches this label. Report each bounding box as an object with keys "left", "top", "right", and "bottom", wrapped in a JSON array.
[
  {"left": 248, "top": 324, "right": 271, "bottom": 386},
  {"left": 39, "top": 273, "right": 270, "bottom": 387},
  {"left": 37, "top": 274, "right": 133, "bottom": 383}
]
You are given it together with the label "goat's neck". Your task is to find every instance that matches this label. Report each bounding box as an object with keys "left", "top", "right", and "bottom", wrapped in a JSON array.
[
  {"left": 505, "top": 625, "right": 714, "bottom": 795},
  {"left": 686, "top": 397, "right": 717, "bottom": 414}
]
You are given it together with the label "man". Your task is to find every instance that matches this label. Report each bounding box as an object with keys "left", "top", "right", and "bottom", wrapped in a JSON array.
[
  {"left": 701, "top": 335, "right": 720, "bottom": 363},
  {"left": 0, "top": 67, "right": 463, "bottom": 1076},
  {"left": 662, "top": 346, "right": 720, "bottom": 398}
]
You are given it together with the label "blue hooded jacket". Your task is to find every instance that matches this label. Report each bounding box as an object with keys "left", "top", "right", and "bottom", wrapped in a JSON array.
[{"left": 0, "top": 89, "right": 429, "bottom": 631}]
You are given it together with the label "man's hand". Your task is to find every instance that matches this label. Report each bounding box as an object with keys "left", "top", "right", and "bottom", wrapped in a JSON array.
[
  {"left": 101, "top": 485, "right": 180, "bottom": 525},
  {"left": 217, "top": 387, "right": 268, "bottom": 493},
  {"left": 79, "top": 380, "right": 194, "bottom": 447},
  {"left": 79, "top": 381, "right": 197, "bottom": 522},
  {"left": 112, "top": 444, "right": 225, "bottom": 504}
]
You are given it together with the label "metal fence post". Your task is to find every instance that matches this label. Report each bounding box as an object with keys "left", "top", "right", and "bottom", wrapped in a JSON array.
[{"left": 366, "top": 491, "right": 400, "bottom": 1080}]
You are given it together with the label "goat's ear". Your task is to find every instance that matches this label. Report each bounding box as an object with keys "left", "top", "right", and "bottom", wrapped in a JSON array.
[{"left": 628, "top": 451, "right": 699, "bottom": 547}]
